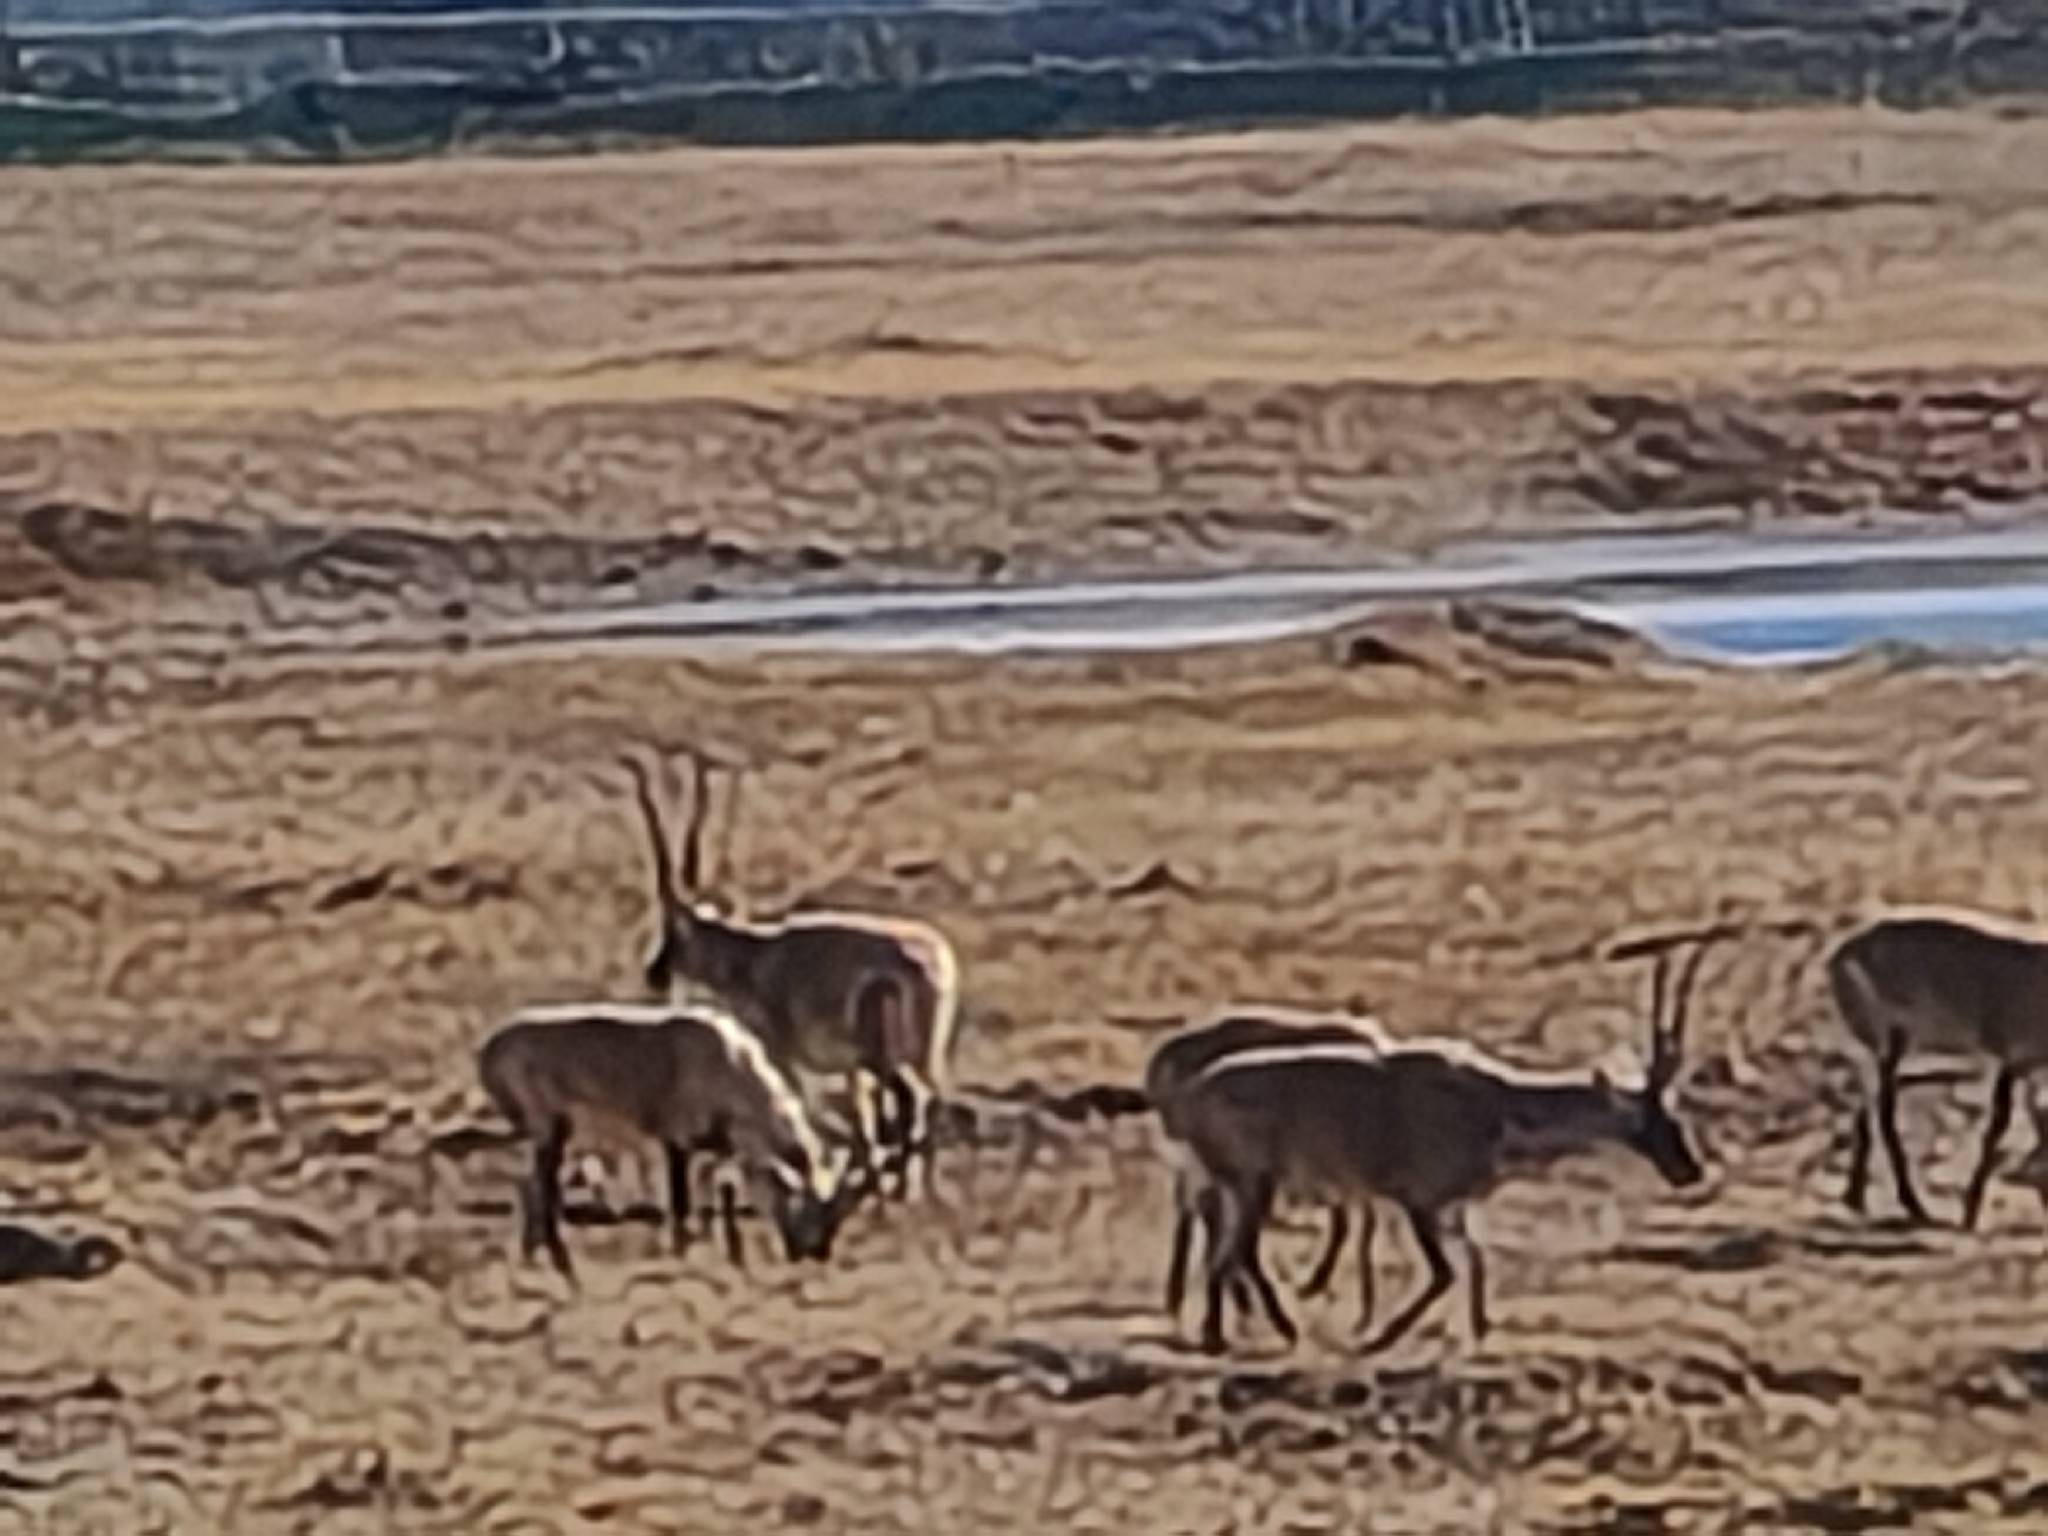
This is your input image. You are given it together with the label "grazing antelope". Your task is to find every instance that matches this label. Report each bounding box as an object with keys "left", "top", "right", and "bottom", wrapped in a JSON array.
[
  {"left": 477, "top": 1002, "right": 871, "bottom": 1279},
  {"left": 621, "top": 749, "right": 961, "bottom": 1196},
  {"left": 1179, "top": 946, "right": 1710, "bottom": 1356},
  {"left": 1826, "top": 908, "right": 2048, "bottom": 1230},
  {"left": 1145, "top": 1008, "right": 1394, "bottom": 1325}
]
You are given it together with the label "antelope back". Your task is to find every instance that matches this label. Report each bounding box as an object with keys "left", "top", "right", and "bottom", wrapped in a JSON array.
[
  {"left": 741, "top": 913, "right": 956, "bottom": 1080},
  {"left": 1830, "top": 914, "right": 2048, "bottom": 1064},
  {"left": 1145, "top": 1011, "right": 1389, "bottom": 1135},
  {"left": 1182, "top": 1047, "right": 1500, "bottom": 1211},
  {"left": 479, "top": 1007, "right": 693, "bottom": 1145}
]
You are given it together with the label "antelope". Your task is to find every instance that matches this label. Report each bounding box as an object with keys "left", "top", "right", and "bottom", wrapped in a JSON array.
[
  {"left": 1145, "top": 1007, "right": 1394, "bottom": 1326},
  {"left": 621, "top": 748, "right": 961, "bottom": 1196},
  {"left": 477, "top": 1001, "right": 872, "bottom": 1279},
  {"left": 1826, "top": 907, "right": 2048, "bottom": 1230},
  {"left": 1178, "top": 945, "right": 1710, "bottom": 1356}
]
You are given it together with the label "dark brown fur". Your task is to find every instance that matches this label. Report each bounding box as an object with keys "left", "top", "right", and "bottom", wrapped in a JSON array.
[
  {"left": 1828, "top": 909, "right": 2048, "bottom": 1228},
  {"left": 1176, "top": 945, "right": 1711, "bottom": 1356},
  {"left": 1180, "top": 1040, "right": 1704, "bottom": 1356},
  {"left": 626, "top": 751, "right": 960, "bottom": 1194},
  {"left": 1144, "top": 1009, "right": 1392, "bottom": 1324},
  {"left": 478, "top": 1003, "right": 864, "bottom": 1278}
]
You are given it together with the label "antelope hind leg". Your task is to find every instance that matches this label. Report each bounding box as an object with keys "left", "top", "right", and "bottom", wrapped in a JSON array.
[
  {"left": 1196, "top": 1182, "right": 1239, "bottom": 1355},
  {"left": 1298, "top": 1204, "right": 1349, "bottom": 1299},
  {"left": 1233, "top": 1177, "right": 1297, "bottom": 1346}
]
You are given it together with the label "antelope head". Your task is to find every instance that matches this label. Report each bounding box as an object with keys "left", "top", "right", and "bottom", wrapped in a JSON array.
[
  {"left": 764, "top": 1143, "right": 874, "bottom": 1263},
  {"left": 624, "top": 749, "right": 742, "bottom": 1001},
  {"left": 1602, "top": 940, "right": 1710, "bottom": 1190}
]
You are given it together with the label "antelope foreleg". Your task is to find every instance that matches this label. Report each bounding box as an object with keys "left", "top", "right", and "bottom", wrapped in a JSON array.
[
  {"left": 1164, "top": 1168, "right": 1195, "bottom": 1318},
  {"left": 1845, "top": 1091, "right": 1874, "bottom": 1215},
  {"left": 1964, "top": 1065, "right": 2019, "bottom": 1232},
  {"left": 895, "top": 1067, "right": 942, "bottom": 1202},
  {"left": 1355, "top": 1201, "right": 1378, "bottom": 1335},
  {"left": 850, "top": 1070, "right": 888, "bottom": 1192},
  {"left": 718, "top": 1177, "right": 745, "bottom": 1268},
  {"left": 1359, "top": 1205, "right": 1452, "bottom": 1357},
  {"left": 533, "top": 1119, "right": 575, "bottom": 1282},
  {"left": 880, "top": 1072, "right": 924, "bottom": 1200},
  {"left": 664, "top": 1142, "right": 693, "bottom": 1255},
  {"left": 1876, "top": 1028, "right": 1933, "bottom": 1226}
]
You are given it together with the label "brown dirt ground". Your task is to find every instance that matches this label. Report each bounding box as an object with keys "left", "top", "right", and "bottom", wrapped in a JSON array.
[
  {"left": 6, "top": 621, "right": 2048, "bottom": 1532},
  {"left": 8, "top": 101, "right": 2048, "bottom": 1535}
]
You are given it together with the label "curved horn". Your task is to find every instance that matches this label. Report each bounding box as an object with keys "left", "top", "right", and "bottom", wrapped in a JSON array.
[
  {"left": 677, "top": 747, "right": 713, "bottom": 896},
  {"left": 1649, "top": 938, "right": 1714, "bottom": 1094},
  {"left": 709, "top": 764, "right": 743, "bottom": 896},
  {"left": 622, "top": 752, "right": 678, "bottom": 912},
  {"left": 1649, "top": 950, "right": 1670, "bottom": 1047}
]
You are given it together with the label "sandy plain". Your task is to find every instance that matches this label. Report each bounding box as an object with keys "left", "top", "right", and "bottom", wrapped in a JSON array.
[{"left": 5, "top": 102, "right": 2048, "bottom": 1534}]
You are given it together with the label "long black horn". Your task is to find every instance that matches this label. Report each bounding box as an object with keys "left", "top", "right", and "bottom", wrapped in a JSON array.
[
  {"left": 677, "top": 748, "right": 713, "bottom": 896},
  {"left": 622, "top": 752, "right": 678, "bottom": 913},
  {"left": 1645, "top": 949, "right": 1674, "bottom": 1092},
  {"left": 1669, "top": 937, "right": 1713, "bottom": 1062}
]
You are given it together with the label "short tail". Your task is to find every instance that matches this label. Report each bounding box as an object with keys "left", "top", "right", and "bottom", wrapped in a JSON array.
[{"left": 475, "top": 1027, "right": 528, "bottom": 1136}]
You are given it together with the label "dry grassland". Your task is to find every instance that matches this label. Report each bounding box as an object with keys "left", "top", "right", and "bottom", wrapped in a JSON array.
[
  {"left": 5, "top": 101, "right": 2048, "bottom": 1535},
  {"left": 2, "top": 626, "right": 2048, "bottom": 1532},
  {"left": 5, "top": 106, "right": 2048, "bottom": 616}
]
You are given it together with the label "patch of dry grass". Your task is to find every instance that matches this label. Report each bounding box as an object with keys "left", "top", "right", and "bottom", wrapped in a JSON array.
[
  {"left": 5, "top": 106, "right": 2048, "bottom": 612},
  {"left": 6, "top": 98, "right": 2048, "bottom": 1535},
  {"left": 4, "top": 628, "right": 2048, "bottom": 1529}
]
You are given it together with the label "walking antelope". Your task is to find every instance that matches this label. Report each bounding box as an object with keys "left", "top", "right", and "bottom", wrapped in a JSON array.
[
  {"left": 622, "top": 749, "right": 961, "bottom": 1195},
  {"left": 1145, "top": 1008, "right": 1394, "bottom": 1324},
  {"left": 1177, "top": 946, "right": 1710, "bottom": 1356},
  {"left": 1826, "top": 907, "right": 2048, "bottom": 1230},
  {"left": 477, "top": 1002, "right": 872, "bottom": 1279}
]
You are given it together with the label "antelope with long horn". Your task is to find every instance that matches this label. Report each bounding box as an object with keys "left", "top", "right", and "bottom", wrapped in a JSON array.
[
  {"left": 1177, "top": 942, "right": 1713, "bottom": 1356},
  {"left": 1824, "top": 907, "right": 2048, "bottom": 1230},
  {"left": 620, "top": 747, "right": 961, "bottom": 1197},
  {"left": 1145, "top": 1007, "right": 1395, "bottom": 1327},
  {"left": 477, "top": 1001, "right": 874, "bottom": 1280}
]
